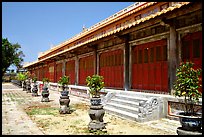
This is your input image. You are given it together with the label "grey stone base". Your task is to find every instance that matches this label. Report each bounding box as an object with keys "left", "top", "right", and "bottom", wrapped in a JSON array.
[
  {"left": 88, "top": 120, "right": 106, "bottom": 131},
  {"left": 177, "top": 127, "right": 202, "bottom": 135},
  {"left": 41, "top": 97, "right": 49, "bottom": 102},
  {"left": 59, "top": 105, "right": 71, "bottom": 114}
]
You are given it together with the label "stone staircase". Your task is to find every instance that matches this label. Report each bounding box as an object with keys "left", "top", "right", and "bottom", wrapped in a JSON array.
[{"left": 102, "top": 90, "right": 165, "bottom": 122}]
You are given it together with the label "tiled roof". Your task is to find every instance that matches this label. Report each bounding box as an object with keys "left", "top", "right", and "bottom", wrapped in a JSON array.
[
  {"left": 38, "top": 2, "right": 151, "bottom": 58},
  {"left": 23, "top": 2, "right": 190, "bottom": 68}
]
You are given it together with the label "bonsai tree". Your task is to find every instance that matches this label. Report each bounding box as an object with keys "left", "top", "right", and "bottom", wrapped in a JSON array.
[
  {"left": 17, "top": 72, "right": 27, "bottom": 81},
  {"left": 86, "top": 74, "right": 105, "bottom": 98},
  {"left": 16, "top": 72, "right": 27, "bottom": 89},
  {"left": 58, "top": 75, "right": 70, "bottom": 91},
  {"left": 42, "top": 77, "right": 50, "bottom": 87},
  {"left": 86, "top": 74, "right": 106, "bottom": 130},
  {"left": 32, "top": 76, "right": 37, "bottom": 83},
  {"left": 173, "top": 61, "right": 202, "bottom": 115}
]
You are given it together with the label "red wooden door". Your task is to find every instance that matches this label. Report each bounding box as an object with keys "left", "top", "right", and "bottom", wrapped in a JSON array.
[
  {"left": 39, "top": 67, "right": 44, "bottom": 81},
  {"left": 181, "top": 31, "right": 202, "bottom": 92},
  {"left": 56, "top": 63, "right": 62, "bottom": 82},
  {"left": 132, "top": 39, "right": 168, "bottom": 93},
  {"left": 99, "top": 49, "right": 124, "bottom": 88},
  {"left": 45, "top": 66, "right": 49, "bottom": 80},
  {"left": 65, "top": 60, "right": 75, "bottom": 85},
  {"left": 79, "top": 55, "right": 94, "bottom": 85},
  {"left": 48, "top": 63, "right": 55, "bottom": 82}
]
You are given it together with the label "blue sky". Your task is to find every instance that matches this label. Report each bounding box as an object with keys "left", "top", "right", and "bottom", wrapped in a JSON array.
[{"left": 2, "top": 2, "right": 135, "bottom": 70}]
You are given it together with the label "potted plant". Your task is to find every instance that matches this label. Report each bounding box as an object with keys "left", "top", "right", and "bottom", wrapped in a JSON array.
[
  {"left": 86, "top": 74, "right": 105, "bottom": 98},
  {"left": 173, "top": 61, "right": 202, "bottom": 132},
  {"left": 32, "top": 76, "right": 37, "bottom": 83},
  {"left": 58, "top": 75, "right": 71, "bottom": 114},
  {"left": 24, "top": 71, "right": 32, "bottom": 93},
  {"left": 58, "top": 75, "right": 70, "bottom": 96},
  {"left": 32, "top": 76, "right": 38, "bottom": 96},
  {"left": 17, "top": 72, "right": 27, "bottom": 90},
  {"left": 86, "top": 74, "right": 106, "bottom": 131},
  {"left": 41, "top": 77, "right": 50, "bottom": 102},
  {"left": 42, "top": 77, "right": 50, "bottom": 88}
]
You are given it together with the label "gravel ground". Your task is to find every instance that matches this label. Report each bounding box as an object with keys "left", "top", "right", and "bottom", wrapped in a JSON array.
[{"left": 2, "top": 83, "right": 180, "bottom": 135}]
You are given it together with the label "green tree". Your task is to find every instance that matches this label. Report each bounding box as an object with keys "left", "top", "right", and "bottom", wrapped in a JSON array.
[{"left": 2, "top": 38, "right": 25, "bottom": 76}]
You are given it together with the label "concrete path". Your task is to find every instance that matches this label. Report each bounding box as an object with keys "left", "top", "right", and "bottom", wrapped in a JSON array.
[
  {"left": 2, "top": 82, "right": 181, "bottom": 135},
  {"left": 2, "top": 83, "right": 44, "bottom": 135}
]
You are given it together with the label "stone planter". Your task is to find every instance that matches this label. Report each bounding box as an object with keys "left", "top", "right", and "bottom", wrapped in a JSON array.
[
  {"left": 177, "top": 127, "right": 202, "bottom": 135},
  {"left": 88, "top": 97, "right": 106, "bottom": 131},
  {"left": 61, "top": 90, "right": 69, "bottom": 96},
  {"left": 17, "top": 80, "right": 22, "bottom": 88},
  {"left": 178, "top": 112, "right": 202, "bottom": 131},
  {"left": 176, "top": 112, "right": 202, "bottom": 135},
  {"left": 32, "top": 83, "right": 38, "bottom": 96},
  {"left": 26, "top": 80, "right": 31, "bottom": 93},
  {"left": 22, "top": 81, "right": 26, "bottom": 91},
  {"left": 41, "top": 87, "right": 49, "bottom": 102},
  {"left": 59, "top": 90, "right": 70, "bottom": 114}
]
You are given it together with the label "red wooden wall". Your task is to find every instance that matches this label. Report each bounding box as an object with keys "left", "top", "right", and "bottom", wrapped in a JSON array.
[
  {"left": 79, "top": 55, "right": 94, "bottom": 85},
  {"left": 65, "top": 60, "right": 75, "bottom": 84},
  {"left": 132, "top": 39, "right": 168, "bottom": 92},
  {"left": 99, "top": 49, "right": 124, "bottom": 88}
]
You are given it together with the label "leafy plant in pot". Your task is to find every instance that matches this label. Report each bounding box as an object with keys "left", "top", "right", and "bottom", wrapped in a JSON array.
[
  {"left": 58, "top": 75, "right": 71, "bottom": 114},
  {"left": 32, "top": 76, "right": 38, "bottom": 96},
  {"left": 58, "top": 75, "right": 70, "bottom": 96},
  {"left": 42, "top": 77, "right": 50, "bottom": 88},
  {"left": 41, "top": 77, "right": 50, "bottom": 102},
  {"left": 32, "top": 76, "right": 37, "bottom": 83},
  {"left": 17, "top": 72, "right": 27, "bottom": 89},
  {"left": 86, "top": 74, "right": 105, "bottom": 105},
  {"left": 86, "top": 74, "right": 106, "bottom": 131},
  {"left": 173, "top": 61, "right": 202, "bottom": 132}
]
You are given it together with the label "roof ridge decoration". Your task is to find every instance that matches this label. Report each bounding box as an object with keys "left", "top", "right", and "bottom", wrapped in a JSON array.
[{"left": 24, "top": 2, "right": 190, "bottom": 68}]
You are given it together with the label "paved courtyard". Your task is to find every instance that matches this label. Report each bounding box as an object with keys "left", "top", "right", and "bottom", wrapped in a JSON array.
[{"left": 2, "top": 83, "right": 181, "bottom": 135}]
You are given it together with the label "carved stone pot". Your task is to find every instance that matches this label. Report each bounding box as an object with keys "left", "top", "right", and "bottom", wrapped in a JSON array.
[
  {"left": 41, "top": 87, "right": 49, "bottom": 102},
  {"left": 88, "top": 97, "right": 106, "bottom": 131},
  {"left": 32, "top": 83, "right": 38, "bottom": 96},
  {"left": 59, "top": 91, "right": 70, "bottom": 114},
  {"left": 176, "top": 112, "right": 202, "bottom": 135},
  {"left": 17, "top": 80, "right": 22, "bottom": 88},
  {"left": 26, "top": 80, "right": 31, "bottom": 93},
  {"left": 22, "top": 81, "right": 26, "bottom": 91}
]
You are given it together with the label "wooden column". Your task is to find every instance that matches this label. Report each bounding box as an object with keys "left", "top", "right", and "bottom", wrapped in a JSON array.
[
  {"left": 62, "top": 60, "right": 66, "bottom": 76},
  {"left": 168, "top": 24, "right": 178, "bottom": 95},
  {"left": 124, "top": 35, "right": 130, "bottom": 91},
  {"left": 53, "top": 61, "right": 57, "bottom": 83},
  {"left": 75, "top": 55, "right": 79, "bottom": 85},
  {"left": 93, "top": 48, "right": 97, "bottom": 75}
]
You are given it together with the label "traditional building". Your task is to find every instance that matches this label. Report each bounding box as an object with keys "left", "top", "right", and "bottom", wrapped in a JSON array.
[{"left": 24, "top": 2, "right": 202, "bottom": 121}]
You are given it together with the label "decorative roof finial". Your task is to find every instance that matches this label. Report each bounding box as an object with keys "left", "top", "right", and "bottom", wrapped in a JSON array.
[{"left": 82, "top": 24, "right": 86, "bottom": 31}]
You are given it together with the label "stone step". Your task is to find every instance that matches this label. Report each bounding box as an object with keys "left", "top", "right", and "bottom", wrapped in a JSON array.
[
  {"left": 105, "top": 102, "right": 140, "bottom": 114},
  {"left": 110, "top": 98, "right": 140, "bottom": 107},
  {"left": 115, "top": 94, "right": 149, "bottom": 103},
  {"left": 104, "top": 105, "right": 141, "bottom": 122}
]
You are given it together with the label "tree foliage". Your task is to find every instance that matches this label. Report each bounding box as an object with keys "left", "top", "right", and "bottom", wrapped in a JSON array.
[
  {"left": 173, "top": 62, "right": 202, "bottom": 114},
  {"left": 86, "top": 74, "right": 105, "bottom": 97},
  {"left": 2, "top": 38, "right": 25, "bottom": 76}
]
